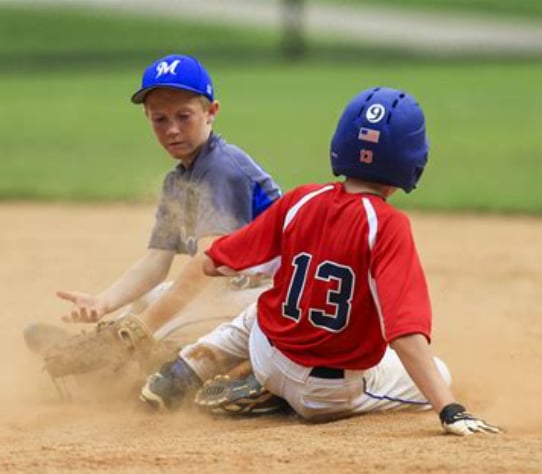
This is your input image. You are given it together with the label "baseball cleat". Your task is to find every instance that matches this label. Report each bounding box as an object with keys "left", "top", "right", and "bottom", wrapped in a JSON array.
[
  {"left": 195, "top": 372, "right": 289, "bottom": 415},
  {"left": 140, "top": 373, "right": 169, "bottom": 411},
  {"left": 140, "top": 358, "right": 201, "bottom": 411}
]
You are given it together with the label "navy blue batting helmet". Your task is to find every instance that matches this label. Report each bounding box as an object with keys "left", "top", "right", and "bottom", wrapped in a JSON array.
[{"left": 330, "top": 87, "right": 429, "bottom": 193}]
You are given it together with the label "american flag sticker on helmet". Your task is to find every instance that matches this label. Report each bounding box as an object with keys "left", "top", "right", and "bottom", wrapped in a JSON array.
[{"left": 358, "top": 127, "right": 380, "bottom": 143}]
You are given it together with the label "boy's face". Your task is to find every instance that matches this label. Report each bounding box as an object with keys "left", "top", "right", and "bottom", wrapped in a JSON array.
[{"left": 144, "top": 88, "right": 219, "bottom": 163}]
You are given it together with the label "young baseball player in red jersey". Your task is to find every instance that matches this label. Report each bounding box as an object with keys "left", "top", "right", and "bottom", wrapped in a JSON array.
[{"left": 140, "top": 87, "right": 500, "bottom": 436}]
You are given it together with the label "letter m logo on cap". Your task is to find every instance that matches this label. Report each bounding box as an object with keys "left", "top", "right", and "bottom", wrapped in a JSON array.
[{"left": 155, "top": 59, "right": 181, "bottom": 78}]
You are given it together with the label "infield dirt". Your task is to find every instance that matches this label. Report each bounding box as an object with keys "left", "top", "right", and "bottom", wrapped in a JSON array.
[{"left": 1, "top": 203, "right": 541, "bottom": 474}]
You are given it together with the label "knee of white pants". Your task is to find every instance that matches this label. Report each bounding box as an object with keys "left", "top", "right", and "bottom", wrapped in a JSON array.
[
  {"left": 179, "top": 304, "right": 258, "bottom": 382},
  {"left": 181, "top": 342, "right": 243, "bottom": 382},
  {"left": 195, "top": 303, "right": 256, "bottom": 359},
  {"left": 434, "top": 356, "right": 452, "bottom": 387}
]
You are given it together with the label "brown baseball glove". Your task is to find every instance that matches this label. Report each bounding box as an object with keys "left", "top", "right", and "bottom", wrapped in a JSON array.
[{"left": 43, "top": 316, "right": 155, "bottom": 378}]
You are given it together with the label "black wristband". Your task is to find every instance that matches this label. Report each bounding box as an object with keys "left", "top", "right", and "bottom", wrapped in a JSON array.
[{"left": 439, "top": 403, "right": 466, "bottom": 424}]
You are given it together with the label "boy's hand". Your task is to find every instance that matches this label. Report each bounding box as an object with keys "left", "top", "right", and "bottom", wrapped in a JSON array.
[
  {"left": 439, "top": 403, "right": 501, "bottom": 436},
  {"left": 57, "top": 290, "right": 107, "bottom": 323}
]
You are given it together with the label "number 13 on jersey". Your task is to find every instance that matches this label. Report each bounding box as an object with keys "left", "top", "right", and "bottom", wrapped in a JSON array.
[{"left": 282, "top": 253, "right": 355, "bottom": 332}]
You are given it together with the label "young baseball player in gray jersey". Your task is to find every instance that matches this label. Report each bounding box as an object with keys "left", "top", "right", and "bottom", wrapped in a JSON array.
[
  {"left": 150, "top": 132, "right": 277, "bottom": 256},
  {"left": 24, "top": 55, "right": 281, "bottom": 383}
]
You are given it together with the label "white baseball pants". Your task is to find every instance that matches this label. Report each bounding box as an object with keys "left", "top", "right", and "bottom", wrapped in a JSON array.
[{"left": 181, "top": 303, "right": 452, "bottom": 421}]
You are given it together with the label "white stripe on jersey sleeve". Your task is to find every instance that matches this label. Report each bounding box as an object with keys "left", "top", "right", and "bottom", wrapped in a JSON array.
[
  {"left": 362, "top": 197, "right": 387, "bottom": 340},
  {"left": 283, "top": 185, "right": 334, "bottom": 231},
  {"left": 238, "top": 256, "right": 282, "bottom": 276},
  {"left": 217, "top": 257, "right": 281, "bottom": 277},
  {"left": 362, "top": 197, "right": 378, "bottom": 250},
  {"left": 216, "top": 265, "right": 239, "bottom": 276}
]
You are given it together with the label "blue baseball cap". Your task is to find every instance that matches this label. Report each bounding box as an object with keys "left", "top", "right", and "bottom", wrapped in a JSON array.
[{"left": 131, "top": 54, "right": 214, "bottom": 104}]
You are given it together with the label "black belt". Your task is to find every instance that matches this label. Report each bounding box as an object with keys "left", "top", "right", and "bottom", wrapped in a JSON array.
[
  {"left": 309, "top": 366, "right": 345, "bottom": 379},
  {"left": 266, "top": 336, "right": 345, "bottom": 379}
]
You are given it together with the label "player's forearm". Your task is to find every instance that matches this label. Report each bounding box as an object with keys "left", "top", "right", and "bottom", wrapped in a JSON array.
[
  {"left": 390, "top": 334, "right": 455, "bottom": 413},
  {"left": 138, "top": 236, "right": 220, "bottom": 332},
  {"left": 140, "top": 257, "right": 212, "bottom": 332},
  {"left": 98, "top": 250, "right": 174, "bottom": 314}
]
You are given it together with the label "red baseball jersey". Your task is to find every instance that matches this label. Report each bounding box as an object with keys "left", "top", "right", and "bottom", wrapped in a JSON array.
[{"left": 207, "top": 182, "right": 432, "bottom": 370}]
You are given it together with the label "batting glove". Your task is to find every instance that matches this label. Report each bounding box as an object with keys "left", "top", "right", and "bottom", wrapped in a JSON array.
[{"left": 439, "top": 403, "right": 501, "bottom": 436}]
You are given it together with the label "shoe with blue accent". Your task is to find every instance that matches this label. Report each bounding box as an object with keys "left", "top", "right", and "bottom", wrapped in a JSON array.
[{"left": 140, "top": 358, "right": 201, "bottom": 411}]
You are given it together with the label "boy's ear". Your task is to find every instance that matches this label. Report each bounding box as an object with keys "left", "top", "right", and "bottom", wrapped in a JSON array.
[{"left": 208, "top": 100, "right": 220, "bottom": 122}]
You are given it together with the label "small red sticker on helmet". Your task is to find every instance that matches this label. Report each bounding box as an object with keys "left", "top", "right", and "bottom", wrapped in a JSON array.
[{"left": 360, "top": 149, "right": 373, "bottom": 164}]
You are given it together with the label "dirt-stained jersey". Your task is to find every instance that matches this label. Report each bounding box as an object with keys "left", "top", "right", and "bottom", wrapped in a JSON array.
[
  {"left": 206, "top": 182, "right": 432, "bottom": 370},
  {"left": 149, "top": 133, "right": 281, "bottom": 255}
]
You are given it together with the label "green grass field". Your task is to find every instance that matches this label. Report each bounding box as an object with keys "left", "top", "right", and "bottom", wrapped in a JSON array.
[
  {"left": 1, "top": 5, "right": 541, "bottom": 213},
  {"left": 320, "top": 0, "right": 542, "bottom": 19}
]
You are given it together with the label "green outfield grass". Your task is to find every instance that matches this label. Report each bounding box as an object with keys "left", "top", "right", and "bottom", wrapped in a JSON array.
[
  {"left": 1, "top": 6, "right": 541, "bottom": 213},
  {"left": 0, "top": 5, "right": 278, "bottom": 71},
  {"left": 320, "top": 0, "right": 542, "bottom": 19}
]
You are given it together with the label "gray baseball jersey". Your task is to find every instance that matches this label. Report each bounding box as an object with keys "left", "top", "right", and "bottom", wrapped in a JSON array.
[{"left": 149, "top": 133, "right": 281, "bottom": 255}]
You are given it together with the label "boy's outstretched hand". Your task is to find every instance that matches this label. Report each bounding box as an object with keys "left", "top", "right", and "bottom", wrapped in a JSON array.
[
  {"left": 440, "top": 403, "right": 501, "bottom": 436},
  {"left": 57, "top": 290, "right": 107, "bottom": 323}
]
